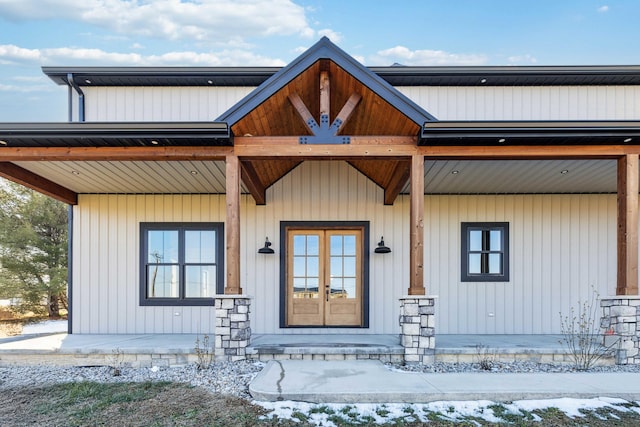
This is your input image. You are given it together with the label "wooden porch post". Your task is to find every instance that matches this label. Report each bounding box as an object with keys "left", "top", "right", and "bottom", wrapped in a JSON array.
[
  {"left": 617, "top": 154, "right": 639, "bottom": 295},
  {"left": 225, "top": 154, "right": 242, "bottom": 295},
  {"left": 409, "top": 154, "right": 425, "bottom": 295}
]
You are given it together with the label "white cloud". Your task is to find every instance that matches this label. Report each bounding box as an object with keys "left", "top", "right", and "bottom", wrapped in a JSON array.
[
  {"left": 370, "top": 46, "right": 488, "bottom": 66},
  {"left": 0, "top": 0, "right": 314, "bottom": 43},
  {"left": 317, "top": 29, "right": 342, "bottom": 43},
  {"left": 597, "top": 5, "right": 609, "bottom": 13},
  {"left": 508, "top": 54, "right": 538, "bottom": 65},
  {"left": 0, "top": 44, "right": 286, "bottom": 66}
]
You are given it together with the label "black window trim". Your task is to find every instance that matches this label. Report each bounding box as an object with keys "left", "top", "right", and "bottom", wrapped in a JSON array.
[
  {"left": 139, "top": 222, "right": 223, "bottom": 306},
  {"left": 461, "top": 222, "right": 510, "bottom": 282}
]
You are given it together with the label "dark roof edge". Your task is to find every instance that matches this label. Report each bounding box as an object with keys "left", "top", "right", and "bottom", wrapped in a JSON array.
[{"left": 44, "top": 64, "right": 640, "bottom": 87}]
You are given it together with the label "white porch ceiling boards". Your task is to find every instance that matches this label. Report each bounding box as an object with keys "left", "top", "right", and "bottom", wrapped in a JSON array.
[
  {"left": 13, "top": 160, "right": 240, "bottom": 194},
  {"left": 11, "top": 159, "right": 619, "bottom": 196},
  {"left": 420, "top": 159, "right": 617, "bottom": 194}
]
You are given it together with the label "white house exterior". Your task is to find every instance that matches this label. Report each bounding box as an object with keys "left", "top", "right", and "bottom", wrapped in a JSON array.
[{"left": 1, "top": 39, "right": 640, "bottom": 362}]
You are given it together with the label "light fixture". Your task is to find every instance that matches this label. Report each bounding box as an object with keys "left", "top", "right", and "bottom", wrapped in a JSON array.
[
  {"left": 190, "top": 170, "right": 198, "bottom": 175},
  {"left": 374, "top": 236, "right": 391, "bottom": 254},
  {"left": 207, "top": 80, "right": 213, "bottom": 85},
  {"left": 624, "top": 138, "right": 633, "bottom": 143},
  {"left": 560, "top": 169, "right": 569, "bottom": 175},
  {"left": 480, "top": 78, "right": 487, "bottom": 84},
  {"left": 71, "top": 170, "right": 80, "bottom": 175},
  {"left": 498, "top": 138, "right": 506, "bottom": 143},
  {"left": 258, "top": 237, "right": 274, "bottom": 254},
  {"left": 85, "top": 79, "right": 92, "bottom": 84},
  {"left": 451, "top": 170, "right": 460, "bottom": 175},
  {"left": 0, "top": 140, "right": 7, "bottom": 146},
  {"left": 150, "top": 140, "right": 159, "bottom": 145}
]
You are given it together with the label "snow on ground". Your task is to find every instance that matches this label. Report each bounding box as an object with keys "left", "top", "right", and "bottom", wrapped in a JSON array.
[
  {"left": 256, "top": 397, "right": 640, "bottom": 426},
  {"left": 21, "top": 320, "right": 67, "bottom": 335}
]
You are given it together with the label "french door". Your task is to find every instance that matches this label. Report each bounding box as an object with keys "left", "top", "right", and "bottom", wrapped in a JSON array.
[{"left": 285, "top": 227, "right": 363, "bottom": 327}]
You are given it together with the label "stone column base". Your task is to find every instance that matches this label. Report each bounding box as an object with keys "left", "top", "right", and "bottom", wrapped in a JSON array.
[
  {"left": 600, "top": 296, "right": 640, "bottom": 364},
  {"left": 399, "top": 296, "right": 437, "bottom": 364},
  {"left": 214, "top": 295, "right": 251, "bottom": 361}
]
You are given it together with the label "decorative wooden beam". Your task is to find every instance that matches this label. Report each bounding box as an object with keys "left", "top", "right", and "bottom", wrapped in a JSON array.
[
  {"left": 320, "top": 70, "right": 330, "bottom": 118},
  {"left": 234, "top": 139, "right": 417, "bottom": 159},
  {"left": 225, "top": 155, "right": 242, "bottom": 295},
  {"left": 240, "top": 160, "right": 266, "bottom": 205},
  {"left": 0, "top": 146, "right": 232, "bottom": 161},
  {"left": 617, "top": 154, "right": 639, "bottom": 295},
  {"left": 409, "top": 154, "right": 426, "bottom": 295},
  {"left": 333, "top": 93, "right": 362, "bottom": 133},
  {"left": 384, "top": 160, "right": 410, "bottom": 205},
  {"left": 0, "top": 162, "right": 77, "bottom": 205},
  {"left": 287, "top": 93, "right": 317, "bottom": 134}
]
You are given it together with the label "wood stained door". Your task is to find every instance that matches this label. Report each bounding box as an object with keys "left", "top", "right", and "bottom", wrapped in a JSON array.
[{"left": 286, "top": 227, "right": 363, "bottom": 327}]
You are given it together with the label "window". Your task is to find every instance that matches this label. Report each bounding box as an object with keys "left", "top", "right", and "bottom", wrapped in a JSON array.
[
  {"left": 461, "top": 222, "right": 509, "bottom": 282},
  {"left": 140, "top": 223, "right": 223, "bottom": 306}
]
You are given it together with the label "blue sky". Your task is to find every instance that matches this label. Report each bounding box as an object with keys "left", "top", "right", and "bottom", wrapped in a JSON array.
[{"left": 0, "top": 0, "right": 638, "bottom": 122}]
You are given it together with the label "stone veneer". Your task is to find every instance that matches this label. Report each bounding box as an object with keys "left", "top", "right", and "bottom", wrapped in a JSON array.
[
  {"left": 600, "top": 296, "right": 640, "bottom": 365},
  {"left": 399, "top": 296, "right": 436, "bottom": 364},
  {"left": 214, "top": 295, "right": 251, "bottom": 361}
]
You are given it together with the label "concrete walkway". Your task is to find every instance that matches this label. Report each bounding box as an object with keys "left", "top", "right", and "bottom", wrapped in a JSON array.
[{"left": 250, "top": 359, "right": 640, "bottom": 403}]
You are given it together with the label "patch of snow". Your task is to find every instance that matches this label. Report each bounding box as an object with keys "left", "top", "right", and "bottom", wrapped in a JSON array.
[{"left": 21, "top": 320, "right": 67, "bottom": 335}]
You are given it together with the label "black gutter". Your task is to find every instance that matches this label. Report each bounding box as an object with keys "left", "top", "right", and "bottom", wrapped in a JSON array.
[
  {"left": 67, "top": 73, "right": 85, "bottom": 122},
  {"left": 67, "top": 205, "right": 73, "bottom": 334}
]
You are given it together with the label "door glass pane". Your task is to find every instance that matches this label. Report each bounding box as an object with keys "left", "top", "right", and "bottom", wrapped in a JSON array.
[
  {"left": 342, "top": 278, "right": 356, "bottom": 299},
  {"left": 469, "top": 230, "right": 482, "bottom": 251},
  {"left": 293, "top": 235, "right": 306, "bottom": 255},
  {"left": 293, "top": 256, "right": 306, "bottom": 276},
  {"left": 343, "top": 235, "right": 356, "bottom": 256},
  {"left": 147, "top": 265, "right": 179, "bottom": 298},
  {"left": 488, "top": 254, "right": 502, "bottom": 274},
  {"left": 185, "top": 230, "right": 215, "bottom": 263},
  {"left": 306, "top": 256, "right": 319, "bottom": 277},
  {"left": 307, "top": 235, "right": 319, "bottom": 255},
  {"left": 330, "top": 235, "right": 343, "bottom": 255},
  {"left": 330, "top": 277, "right": 343, "bottom": 295},
  {"left": 330, "top": 256, "right": 343, "bottom": 276},
  {"left": 489, "top": 229, "right": 502, "bottom": 251},
  {"left": 468, "top": 254, "right": 481, "bottom": 274},
  {"left": 185, "top": 265, "right": 215, "bottom": 298},
  {"left": 343, "top": 257, "right": 356, "bottom": 277},
  {"left": 148, "top": 230, "right": 178, "bottom": 263}
]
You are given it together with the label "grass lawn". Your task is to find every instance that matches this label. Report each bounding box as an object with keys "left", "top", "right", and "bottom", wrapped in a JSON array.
[{"left": 2, "top": 381, "right": 640, "bottom": 426}]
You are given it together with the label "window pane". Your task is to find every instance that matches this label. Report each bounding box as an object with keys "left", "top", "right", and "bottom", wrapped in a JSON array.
[
  {"left": 293, "top": 256, "right": 306, "bottom": 276},
  {"left": 488, "top": 254, "right": 502, "bottom": 274},
  {"left": 307, "top": 235, "right": 319, "bottom": 256},
  {"left": 342, "top": 278, "right": 356, "bottom": 299},
  {"left": 148, "top": 230, "right": 178, "bottom": 263},
  {"left": 306, "top": 256, "right": 319, "bottom": 277},
  {"left": 185, "top": 230, "right": 215, "bottom": 263},
  {"left": 468, "top": 254, "right": 481, "bottom": 274},
  {"left": 343, "top": 236, "right": 356, "bottom": 256},
  {"left": 343, "top": 257, "right": 356, "bottom": 277},
  {"left": 330, "top": 277, "right": 343, "bottom": 294},
  {"left": 330, "top": 256, "right": 343, "bottom": 276},
  {"left": 147, "top": 265, "right": 179, "bottom": 298},
  {"left": 185, "top": 265, "right": 215, "bottom": 298},
  {"left": 293, "top": 235, "right": 306, "bottom": 255},
  {"left": 489, "top": 229, "right": 502, "bottom": 251},
  {"left": 469, "top": 230, "right": 482, "bottom": 251},
  {"left": 330, "top": 235, "right": 343, "bottom": 255}
]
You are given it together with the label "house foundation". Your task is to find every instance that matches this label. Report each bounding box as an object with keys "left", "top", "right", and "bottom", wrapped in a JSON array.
[
  {"left": 600, "top": 296, "right": 640, "bottom": 364},
  {"left": 214, "top": 295, "right": 251, "bottom": 361},
  {"left": 399, "top": 296, "right": 436, "bottom": 364}
]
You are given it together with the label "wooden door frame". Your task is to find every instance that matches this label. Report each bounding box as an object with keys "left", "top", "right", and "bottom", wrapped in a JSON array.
[{"left": 279, "top": 221, "right": 370, "bottom": 328}]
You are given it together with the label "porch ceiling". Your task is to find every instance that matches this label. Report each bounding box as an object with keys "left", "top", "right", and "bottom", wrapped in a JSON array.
[{"left": 11, "top": 158, "right": 620, "bottom": 196}]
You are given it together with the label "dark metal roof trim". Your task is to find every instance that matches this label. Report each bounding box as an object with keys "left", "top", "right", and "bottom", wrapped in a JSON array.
[
  {"left": 44, "top": 65, "right": 640, "bottom": 87},
  {"left": 0, "top": 122, "right": 232, "bottom": 147},
  {"left": 216, "top": 37, "right": 436, "bottom": 125},
  {"left": 421, "top": 120, "right": 640, "bottom": 145}
]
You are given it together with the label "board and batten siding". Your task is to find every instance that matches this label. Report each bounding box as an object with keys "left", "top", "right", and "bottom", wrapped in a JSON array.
[
  {"left": 81, "top": 85, "right": 640, "bottom": 122},
  {"left": 398, "top": 86, "right": 640, "bottom": 120},
  {"left": 83, "top": 86, "right": 254, "bottom": 121},
  {"left": 72, "top": 162, "right": 618, "bottom": 335}
]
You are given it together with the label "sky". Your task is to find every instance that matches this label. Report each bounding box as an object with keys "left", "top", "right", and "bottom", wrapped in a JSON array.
[{"left": 0, "top": 0, "right": 639, "bottom": 122}]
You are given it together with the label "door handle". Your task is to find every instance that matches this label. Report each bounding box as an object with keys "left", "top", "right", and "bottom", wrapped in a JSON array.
[{"left": 325, "top": 289, "right": 329, "bottom": 302}]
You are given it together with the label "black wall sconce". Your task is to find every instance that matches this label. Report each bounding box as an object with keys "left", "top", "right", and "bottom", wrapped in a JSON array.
[
  {"left": 258, "top": 237, "right": 275, "bottom": 254},
  {"left": 374, "top": 236, "right": 391, "bottom": 253}
]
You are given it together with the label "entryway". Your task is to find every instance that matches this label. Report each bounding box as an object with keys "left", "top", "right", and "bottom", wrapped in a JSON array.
[{"left": 283, "top": 223, "right": 366, "bottom": 327}]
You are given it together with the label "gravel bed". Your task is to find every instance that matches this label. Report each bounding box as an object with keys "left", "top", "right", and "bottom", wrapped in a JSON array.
[
  {"left": 388, "top": 360, "right": 640, "bottom": 374},
  {"left": 3, "top": 359, "right": 640, "bottom": 400},
  {"left": 0, "top": 360, "right": 264, "bottom": 398}
]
